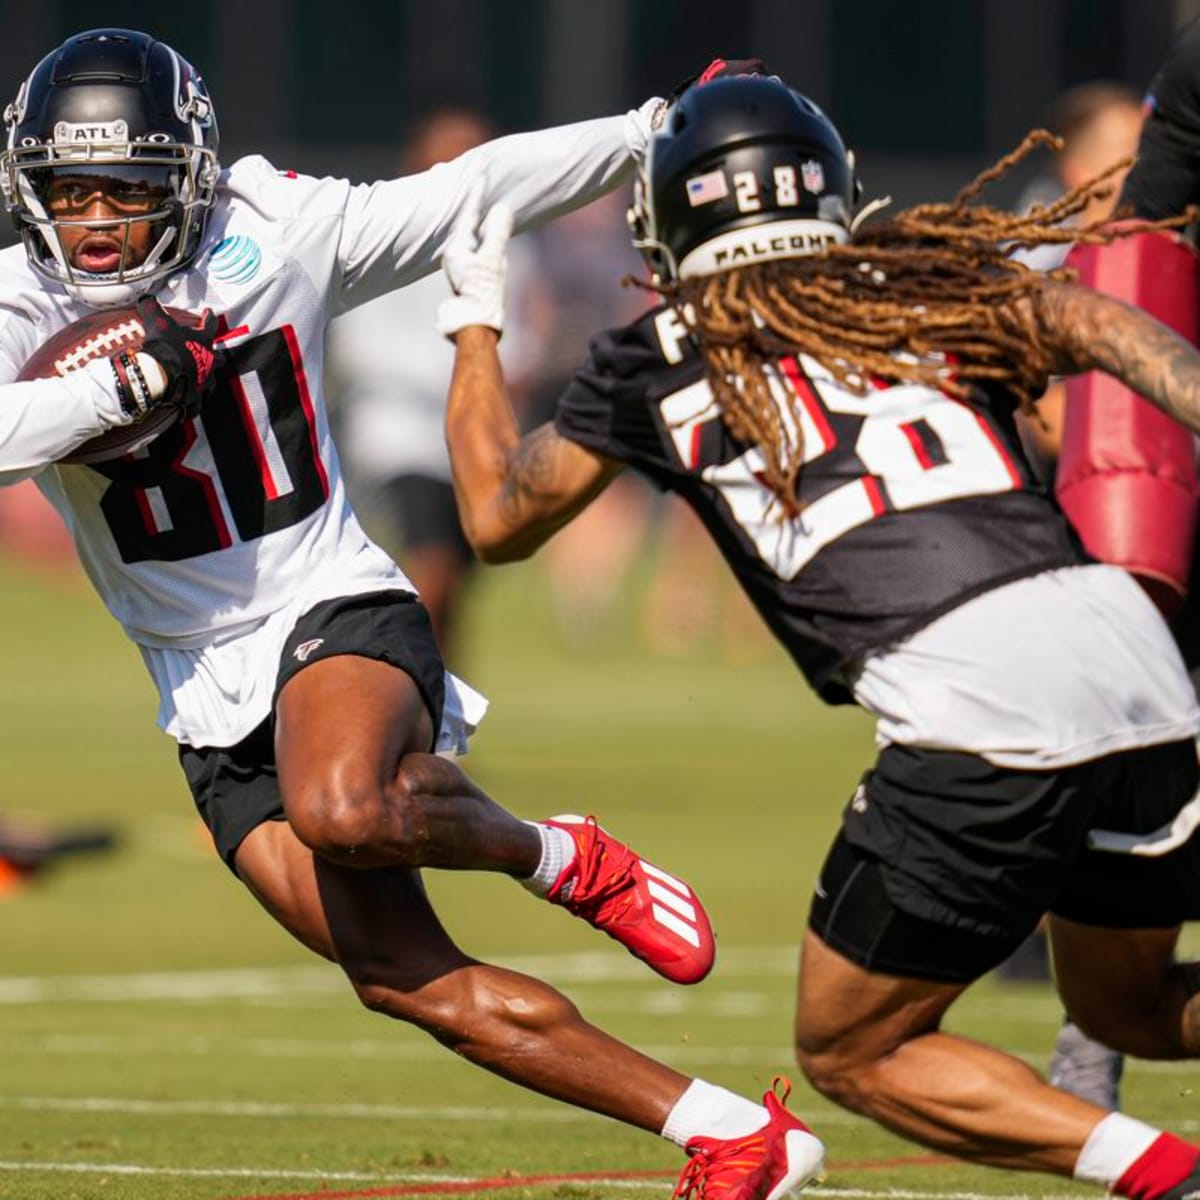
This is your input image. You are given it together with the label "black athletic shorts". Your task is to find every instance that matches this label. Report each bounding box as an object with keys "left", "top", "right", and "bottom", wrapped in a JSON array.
[
  {"left": 809, "top": 738, "right": 1200, "bottom": 983},
  {"left": 180, "top": 589, "right": 446, "bottom": 872},
  {"left": 387, "top": 474, "right": 475, "bottom": 564}
]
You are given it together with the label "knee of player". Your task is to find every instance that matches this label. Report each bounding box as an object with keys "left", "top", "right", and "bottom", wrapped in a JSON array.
[
  {"left": 287, "top": 774, "right": 392, "bottom": 861},
  {"left": 794, "top": 1036, "right": 872, "bottom": 1111}
]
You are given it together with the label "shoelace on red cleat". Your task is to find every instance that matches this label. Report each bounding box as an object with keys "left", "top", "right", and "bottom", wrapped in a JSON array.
[
  {"left": 559, "top": 817, "right": 637, "bottom": 912},
  {"left": 674, "top": 1079, "right": 801, "bottom": 1200},
  {"left": 675, "top": 1133, "right": 770, "bottom": 1200}
]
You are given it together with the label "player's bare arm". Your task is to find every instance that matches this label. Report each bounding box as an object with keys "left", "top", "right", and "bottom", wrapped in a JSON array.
[
  {"left": 1033, "top": 278, "right": 1200, "bottom": 432},
  {"left": 446, "top": 325, "right": 622, "bottom": 562},
  {"left": 438, "top": 185, "right": 623, "bottom": 561}
]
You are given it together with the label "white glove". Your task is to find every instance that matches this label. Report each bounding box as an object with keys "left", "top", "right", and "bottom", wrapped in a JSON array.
[
  {"left": 624, "top": 96, "right": 667, "bottom": 162},
  {"left": 437, "top": 177, "right": 515, "bottom": 340}
]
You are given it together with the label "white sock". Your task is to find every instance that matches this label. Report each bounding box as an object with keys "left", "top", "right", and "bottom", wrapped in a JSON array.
[
  {"left": 519, "top": 822, "right": 576, "bottom": 897},
  {"left": 661, "top": 1079, "right": 768, "bottom": 1147},
  {"left": 1074, "top": 1113, "right": 1163, "bottom": 1187}
]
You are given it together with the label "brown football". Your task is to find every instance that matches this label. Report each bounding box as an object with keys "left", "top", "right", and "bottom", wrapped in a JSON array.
[{"left": 17, "top": 306, "right": 203, "bottom": 465}]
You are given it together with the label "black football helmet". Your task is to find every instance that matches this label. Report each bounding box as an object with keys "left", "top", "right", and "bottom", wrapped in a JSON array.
[
  {"left": 0, "top": 28, "right": 219, "bottom": 307},
  {"left": 630, "top": 76, "right": 859, "bottom": 281}
]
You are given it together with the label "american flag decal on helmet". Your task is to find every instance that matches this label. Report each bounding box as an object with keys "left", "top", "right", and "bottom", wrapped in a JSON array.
[{"left": 687, "top": 169, "right": 729, "bottom": 207}]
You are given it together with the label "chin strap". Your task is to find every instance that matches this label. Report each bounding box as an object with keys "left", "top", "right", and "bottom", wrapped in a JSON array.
[{"left": 850, "top": 195, "right": 893, "bottom": 234}]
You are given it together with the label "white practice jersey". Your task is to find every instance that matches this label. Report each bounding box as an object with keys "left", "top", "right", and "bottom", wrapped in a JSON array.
[
  {"left": 0, "top": 114, "right": 639, "bottom": 745},
  {"left": 854, "top": 563, "right": 1200, "bottom": 767}
]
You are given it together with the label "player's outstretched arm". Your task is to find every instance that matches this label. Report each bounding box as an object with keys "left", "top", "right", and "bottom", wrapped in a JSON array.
[
  {"left": 1034, "top": 278, "right": 1200, "bottom": 434},
  {"left": 438, "top": 186, "right": 622, "bottom": 561},
  {"left": 446, "top": 327, "right": 621, "bottom": 562}
]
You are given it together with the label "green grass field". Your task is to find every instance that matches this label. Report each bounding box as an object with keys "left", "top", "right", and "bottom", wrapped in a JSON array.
[{"left": 1, "top": 550, "right": 1197, "bottom": 1200}]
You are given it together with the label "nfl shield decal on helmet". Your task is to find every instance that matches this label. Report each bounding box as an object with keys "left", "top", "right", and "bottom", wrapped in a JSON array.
[{"left": 801, "top": 160, "right": 825, "bottom": 194}]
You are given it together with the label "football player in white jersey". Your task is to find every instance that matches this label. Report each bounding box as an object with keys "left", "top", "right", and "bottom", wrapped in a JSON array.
[
  {"left": 443, "top": 74, "right": 1200, "bottom": 1198},
  {"left": 0, "top": 31, "right": 833, "bottom": 1200}
]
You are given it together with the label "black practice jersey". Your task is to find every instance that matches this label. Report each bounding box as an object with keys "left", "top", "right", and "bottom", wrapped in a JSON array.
[
  {"left": 555, "top": 306, "right": 1087, "bottom": 702},
  {"left": 1121, "top": 16, "right": 1200, "bottom": 221}
]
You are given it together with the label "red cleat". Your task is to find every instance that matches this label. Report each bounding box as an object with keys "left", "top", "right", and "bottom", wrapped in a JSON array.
[
  {"left": 543, "top": 814, "right": 715, "bottom": 984},
  {"left": 675, "top": 1078, "right": 825, "bottom": 1200}
]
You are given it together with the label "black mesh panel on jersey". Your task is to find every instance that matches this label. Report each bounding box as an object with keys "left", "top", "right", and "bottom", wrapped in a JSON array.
[{"left": 555, "top": 307, "right": 1088, "bottom": 702}]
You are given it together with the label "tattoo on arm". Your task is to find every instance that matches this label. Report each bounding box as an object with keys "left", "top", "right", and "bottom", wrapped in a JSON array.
[
  {"left": 492, "top": 423, "right": 621, "bottom": 551},
  {"left": 499, "top": 426, "right": 565, "bottom": 527},
  {"left": 1038, "top": 281, "right": 1200, "bottom": 433}
]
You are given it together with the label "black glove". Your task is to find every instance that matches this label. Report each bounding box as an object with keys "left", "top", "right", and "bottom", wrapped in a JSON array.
[
  {"left": 133, "top": 296, "right": 223, "bottom": 419},
  {"left": 666, "top": 56, "right": 772, "bottom": 106}
]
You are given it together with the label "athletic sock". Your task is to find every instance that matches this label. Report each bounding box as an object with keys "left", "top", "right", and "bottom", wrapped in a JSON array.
[
  {"left": 660, "top": 1079, "right": 768, "bottom": 1147},
  {"left": 1076, "top": 1115, "right": 1199, "bottom": 1198},
  {"left": 518, "top": 821, "right": 576, "bottom": 898}
]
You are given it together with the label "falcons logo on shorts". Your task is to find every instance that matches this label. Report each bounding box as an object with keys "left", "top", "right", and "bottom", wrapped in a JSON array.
[{"left": 293, "top": 638, "right": 325, "bottom": 662}]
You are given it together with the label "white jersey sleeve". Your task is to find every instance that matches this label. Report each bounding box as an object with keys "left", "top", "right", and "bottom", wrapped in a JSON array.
[
  {"left": 0, "top": 342, "right": 127, "bottom": 483},
  {"left": 233, "top": 114, "right": 634, "bottom": 316},
  {"left": 335, "top": 114, "right": 636, "bottom": 310}
]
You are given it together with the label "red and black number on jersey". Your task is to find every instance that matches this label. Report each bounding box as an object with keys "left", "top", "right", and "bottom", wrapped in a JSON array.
[{"left": 555, "top": 306, "right": 1086, "bottom": 701}]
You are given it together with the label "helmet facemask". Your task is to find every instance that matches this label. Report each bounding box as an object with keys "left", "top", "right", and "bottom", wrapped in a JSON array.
[
  {"left": 3, "top": 136, "right": 216, "bottom": 304},
  {"left": 628, "top": 137, "right": 680, "bottom": 283},
  {"left": 0, "top": 29, "right": 220, "bottom": 307}
]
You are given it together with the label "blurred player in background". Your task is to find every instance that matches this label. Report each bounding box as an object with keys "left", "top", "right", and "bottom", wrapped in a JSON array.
[
  {"left": 1110, "top": 13, "right": 1200, "bottom": 683},
  {"left": 444, "top": 73, "right": 1200, "bottom": 1197},
  {"left": 327, "top": 105, "right": 541, "bottom": 656},
  {"left": 0, "top": 817, "right": 117, "bottom": 894},
  {"left": 997, "top": 80, "right": 1148, "bottom": 1107},
  {"left": 0, "top": 32, "right": 831, "bottom": 1200},
  {"left": 1014, "top": 81, "right": 1144, "bottom": 475},
  {"left": 1040, "top": 26, "right": 1200, "bottom": 1111}
]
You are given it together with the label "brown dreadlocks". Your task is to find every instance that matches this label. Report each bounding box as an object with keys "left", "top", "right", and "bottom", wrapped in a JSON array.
[{"left": 654, "top": 130, "right": 1192, "bottom": 505}]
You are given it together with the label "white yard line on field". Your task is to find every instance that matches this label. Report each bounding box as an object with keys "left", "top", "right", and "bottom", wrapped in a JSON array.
[
  {"left": 0, "top": 945, "right": 800, "bottom": 1005},
  {"left": 0, "top": 1160, "right": 432, "bottom": 1182},
  {"left": 0, "top": 1159, "right": 1101, "bottom": 1199},
  {"left": 5, "top": 1030, "right": 1196, "bottom": 1080},
  {"left": 1, "top": 1093, "right": 1195, "bottom": 1134}
]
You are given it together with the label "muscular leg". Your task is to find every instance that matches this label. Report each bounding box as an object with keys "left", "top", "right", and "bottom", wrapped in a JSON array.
[
  {"left": 1049, "top": 917, "right": 1200, "bottom": 1059},
  {"left": 794, "top": 929, "right": 1105, "bottom": 1175},
  {"left": 275, "top": 654, "right": 542, "bottom": 873},
  {"left": 234, "top": 819, "right": 691, "bottom": 1129}
]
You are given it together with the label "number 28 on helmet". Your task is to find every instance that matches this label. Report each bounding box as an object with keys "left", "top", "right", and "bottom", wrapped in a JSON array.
[
  {"left": 629, "top": 76, "right": 861, "bottom": 283},
  {"left": 0, "top": 28, "right": 219, "bottom": 308}
]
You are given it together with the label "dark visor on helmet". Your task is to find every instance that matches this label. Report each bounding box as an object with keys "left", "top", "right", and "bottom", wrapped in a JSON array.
[{"left": 31, "top": 163, "right": 179, "bottom": 216}]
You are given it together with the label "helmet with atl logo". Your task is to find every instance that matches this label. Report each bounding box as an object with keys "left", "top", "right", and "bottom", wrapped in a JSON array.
[{"left": 0, "top": 28, "right": 220, "bottom": 307}]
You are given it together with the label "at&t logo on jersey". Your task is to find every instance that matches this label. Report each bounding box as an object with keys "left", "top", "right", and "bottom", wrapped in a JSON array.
[{"left": 207, "top": 234, "right": 263, "bottom": 284}]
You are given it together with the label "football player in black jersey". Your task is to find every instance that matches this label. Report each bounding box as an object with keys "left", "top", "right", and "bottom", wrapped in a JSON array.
[{"left": 442, "top": 74, "right": 1200, "bottom": 1198}]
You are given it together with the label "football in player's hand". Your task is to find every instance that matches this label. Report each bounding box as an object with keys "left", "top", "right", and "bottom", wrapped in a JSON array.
[{"left": 17, "top": 305, "right": 206, "bottom": 465}]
